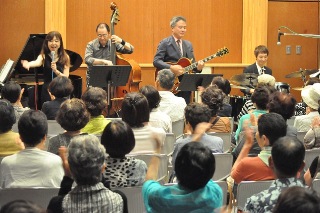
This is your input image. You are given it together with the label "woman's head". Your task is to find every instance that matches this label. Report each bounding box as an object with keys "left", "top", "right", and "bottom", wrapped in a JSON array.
[
  {"left": 0, "top": 99, "right": 16, "bottom": 133},
  {"left": 139, "top": 85, "right": 161, "bottom": 111},
  {"left": 121, "top": 92, "right": 149, "bottom": 128},
  {"left": 68, "top": 135, "right": 106, "bottom": 185},
  {"left": 175, "top": 142, "right": 215, "bottom": 190},
  {"left": 211, "top": 76, "right": 231, "bottom": 95},
  {"left": 267, "top": 91, "right": 296, "bottom": 120},
  {"left": 48, "top": 76, "right": 74, "bottom": 98},
  {"left": 101, "top": 120, "right": 135, "bottom": 158},
  {"left": 82, "top": 87, "right": 107, "bottom": 116},
  {"left": 251, "top": 86, "right": 270, "bottom": 110},
  {"left": 200, "top": 85, "right": 224, "bottom": 116},
  {"left": 56, "top": 98, "right": 90, "bottom": 131}
]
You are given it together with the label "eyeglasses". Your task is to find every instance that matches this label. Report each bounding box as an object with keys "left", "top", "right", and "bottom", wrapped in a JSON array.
[{"left": 97, "top": 34, "right": 108, "bottom": 38}]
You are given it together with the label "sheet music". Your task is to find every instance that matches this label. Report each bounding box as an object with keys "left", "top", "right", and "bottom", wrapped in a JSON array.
[{"left": 0, "top": 59, "right": 14, "bottom": 83}]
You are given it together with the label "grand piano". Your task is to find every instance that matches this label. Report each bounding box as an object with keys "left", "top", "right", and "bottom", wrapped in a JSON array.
[{"left": 5, "top": 34, "right": 83, "bottom": 109}]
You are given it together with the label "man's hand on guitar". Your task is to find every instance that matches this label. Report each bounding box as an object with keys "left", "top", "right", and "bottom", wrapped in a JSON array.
[
  {"left": 170, "top": 65, "right": 184, "bottom": 76},
  {"left": 196, "top": 60, "right": 204, "bottom": 71}
]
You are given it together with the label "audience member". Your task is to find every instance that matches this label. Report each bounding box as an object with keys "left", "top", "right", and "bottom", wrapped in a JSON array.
[
  {"left": 0, "top": 200, "right": 44, "bottom": 213},
  {"left": 0, "top": 100, "right": 24, "bottom": 158},
  {"left": 244, "top": 136, "right": 305, "bottom": 212},
  {"left": 101, "top": 120, "right": 147, "bottom": 187},
  {"left": 122, "top": 92, "right": 165, "bottom": 154},
  {"left": 237, "top": 74, "right": 275, "bottom": 120},
  {"left": 294, "top": 83, "right": 320, "bottom": 131},
  {"left": 201, "top": 85, "right": 231, "bottom": 132},
  {"left": 295, "top": 77, "right": 320, "bottom": 116},
  {"left": 155, "top": 69, "right": 186, "bottom": 122},
  {"left": 139, "top": 85, "right": 172, "bottom": 133},
  {"left": 81, "top": 87, "right": 109, "bottom": 134},
  {"left": 273, "top": 186, "right": 320, "bottom": 213},
  {"left": 231, "top": 113, "right": 287, "bottom": 185},
  {"left": 42, "top": 76, "right": 74, "bottom": 120},
  {"left": 143, "top": 129, "right": 223, "bottom": 212},
  {"left": 1, "top": 81, "right": 29, "bottom": 120},
  {"left": 233, "top": 92, "right": 297, "bottom": 159},
  {"left": 47, "top": 98, "right": 90, "bottom": 155},
  {"left": 211, "top": 76, "right": 232, "bottom": 117},
  {"left": 47, "top": 135, "right": 125, "bottom": 213},
  {"left": 0, "top": 110, "right": 63, "bottom": 188},
  {"left": 172, "top": 102, "right": 223, "bottom": 168},
  {"left": 235, "top": 86, "right": 270, "bottom": 142}
]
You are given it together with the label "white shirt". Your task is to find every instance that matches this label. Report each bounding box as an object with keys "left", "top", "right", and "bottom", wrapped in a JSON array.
[
  {"left": 158, "top": 91, "right": 187, "bottom": 122},
  {"left": 294, "top": 111, "right": 320, "bottom": 132},
  {"left": 130, "top": 125, "right": 166, "bottom": 155},
  {"left": 0, "top": 148, "right": 64, "bottom": 188},
  {"left": 149, "top": 108, "right": 172, "bottom": 133}
]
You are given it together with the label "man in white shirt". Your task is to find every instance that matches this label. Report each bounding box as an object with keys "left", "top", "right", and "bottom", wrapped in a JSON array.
[
  {"left": 156, "top": 69, "right": 187, "bottom": 122},
  {"left": 0, "top": 110, "right": 64, "bottom": 188}
]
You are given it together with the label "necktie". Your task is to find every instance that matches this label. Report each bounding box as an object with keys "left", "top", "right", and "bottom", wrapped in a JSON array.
[
  {"left": 176, "top": 40, "right": 183, "bottom": 56},
  {"left": 261, "top": 67, "right": 265, "bottom": 75}
]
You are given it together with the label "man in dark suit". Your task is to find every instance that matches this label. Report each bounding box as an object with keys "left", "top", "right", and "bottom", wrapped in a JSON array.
[
  {"left": 241, "top": 45, "right": 273, "bottom": 95},
  {"left": 153, "top": 16, "right": 204, "bottom": 104},
  {"left": 243, "top": 45, "right": 272, "bottom": 75}
]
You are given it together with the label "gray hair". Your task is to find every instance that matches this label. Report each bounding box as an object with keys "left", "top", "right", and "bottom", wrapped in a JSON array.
[
  {"left": 156, "top": 69, "right": 175, "bottom": 90},
  {"left": 170, "top": 16, "right": 186, "bottom": 28},
  {"left": 68, "top": 134, "right": 106, "bottom": 185}
]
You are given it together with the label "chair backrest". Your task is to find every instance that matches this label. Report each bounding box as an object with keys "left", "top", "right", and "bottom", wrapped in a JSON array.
[
  {"left": 305, "top": 148, "right": 320, "bottom": 171},
  {"left": 112, "top": 186, "right": 145, "bottom": 213},
  {"left": 312, "top": 179, "right": 320, "bottom": 194},
  {"left": 127, "top": 154, "right": 168, "bottom": 182},
  {"left": 212, "top": 153, "right": 233, "bottom": 181},
  {"left": 228, "top": 117, "right": 234, "bottom": 133},
  {"left": 216, "top": 181, "right": 228, "bottom": 206},
  {"left": 162, "top": 133, "right": 176, "bottom": 155},
  {"left": 0, "top": 188, "right": 59, "bottom": 209},
  {"left": 287, "top": 116, "right": 296, "bottom": 126},
  {"left": 47, "top": 120, "right": 65, "bottom": 137},
  {"left": 172, "top": 119, "right": 184, "bottom": 139},
  {"left": 208, "top": 132, "right": 232, "bottom": 153},
  {"left": 12, "top": 123, "right": 18, "bottom": 132},
  {"left": 237, "top": 180, "right": 273, "bottom": 211},
  {"left": 297, "top": 131, "right": 307, "bottom": 142}
]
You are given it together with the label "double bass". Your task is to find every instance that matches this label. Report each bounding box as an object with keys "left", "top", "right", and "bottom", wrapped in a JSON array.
[{"left": 110, "top": 2, "right": 141, "bottom": 98}]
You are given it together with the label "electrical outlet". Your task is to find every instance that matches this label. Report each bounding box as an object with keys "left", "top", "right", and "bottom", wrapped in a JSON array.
[
  {"left": 286, "top": 45, "right": 291, "bottom": 55},
  {"left": 296, "top": 45, "right": 302, "bottom": 55}
]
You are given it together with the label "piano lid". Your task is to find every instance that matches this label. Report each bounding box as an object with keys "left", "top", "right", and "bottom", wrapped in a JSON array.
[{"left": 12, "top": 34, "right": 83, "bottom": 78}]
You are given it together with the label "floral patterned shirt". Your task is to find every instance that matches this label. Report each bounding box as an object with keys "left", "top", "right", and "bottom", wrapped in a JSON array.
[{"left": 244, "top": 178, "right": 304, "bottom": 213}]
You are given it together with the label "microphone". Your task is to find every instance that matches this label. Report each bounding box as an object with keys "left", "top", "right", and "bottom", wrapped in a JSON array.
[
  {"left": 277, "top": 30, "right": 284, "bottom": 45},
  {"left": 51, "top": 51, "right": 55, "bottom": 73}
]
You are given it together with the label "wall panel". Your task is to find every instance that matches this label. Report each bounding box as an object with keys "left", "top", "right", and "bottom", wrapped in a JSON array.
[{"left": 267, "top": 1, "right": 319, "bottom": 101}]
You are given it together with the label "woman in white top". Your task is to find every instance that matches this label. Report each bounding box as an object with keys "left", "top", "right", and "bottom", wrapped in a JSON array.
[{"left": 121, "top": 92, "right": 166, "bottom": 154}]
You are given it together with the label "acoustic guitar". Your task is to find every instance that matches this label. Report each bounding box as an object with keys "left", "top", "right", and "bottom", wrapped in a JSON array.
[{"left": 159, "top": 47, "right": 229, "bottom": 94}]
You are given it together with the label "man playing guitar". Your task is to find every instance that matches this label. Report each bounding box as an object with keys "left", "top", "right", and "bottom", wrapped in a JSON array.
[{"left": 153, "top": 16, "right": 204, "bottom": 104}]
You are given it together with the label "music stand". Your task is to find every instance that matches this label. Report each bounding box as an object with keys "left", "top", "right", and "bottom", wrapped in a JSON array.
[
  {"left": 177, "top": 74, "right": 223, "bottom": 91},
  {"left": 90, "top": 65, "right": 132, "bottom": 115}
]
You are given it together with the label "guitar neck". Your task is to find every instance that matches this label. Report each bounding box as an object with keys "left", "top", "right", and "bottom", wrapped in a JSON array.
[{"left": 184, "top": 53, "right": 218, "bottom": 72}]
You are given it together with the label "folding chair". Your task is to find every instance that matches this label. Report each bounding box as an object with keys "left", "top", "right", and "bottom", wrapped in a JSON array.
[
  {"left": 297, "top": 131, "right": 307, "bottom": 142},
  {"left": 127, "top": 154, "right": 168, "bottom": 183},
  {"left": 305, "top": 148, "right": 320, "bottom": 171},
  {"left": 161, "top": 133, "right": 176, "bottom": 155},
  {"left": 112, "top": 186, "right": 145, "bottom": 213},
  {"left": 312, "top": 179, "right": 320, "bottom": 194},
  {"left": 47, "top": 120, "right": 65, "bottom": 137},
  {"left": 216, "top": 181, "right": 228, "bottom": 205},
  {"left": 208, "top": 132, "right": 232, "bottom": 153},
  {"left": 172, "top": 119, "right": 184, "bottom": 139},
  {"left": 0, "top": 188, "right": 59, "bottom": 209},
  {"left": 236, "top": 180, "right": 272, "bottom": 211},
  {"left": 212, "top": 153, "right": 233, "bottom": 181}
]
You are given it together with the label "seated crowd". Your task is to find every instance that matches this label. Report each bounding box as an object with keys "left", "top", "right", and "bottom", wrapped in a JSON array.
[{"left": 1, "top": 70, "right": 320, "bottom": 213}]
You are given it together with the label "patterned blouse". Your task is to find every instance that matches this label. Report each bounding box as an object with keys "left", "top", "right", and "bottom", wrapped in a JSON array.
[
  {"left": 244, "top": 178, "right": 304, "bottom": 213},
  {"left": 104, "top": 156, "right": 147, "bottom": 188}
]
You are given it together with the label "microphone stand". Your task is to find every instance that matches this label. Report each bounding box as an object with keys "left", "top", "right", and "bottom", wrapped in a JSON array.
[
  {"left": 31, "top": 35, "right": 39, "bottom": 111},
  {"left": 278, "top": 26, "right": 320, "bottom": 39}
]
